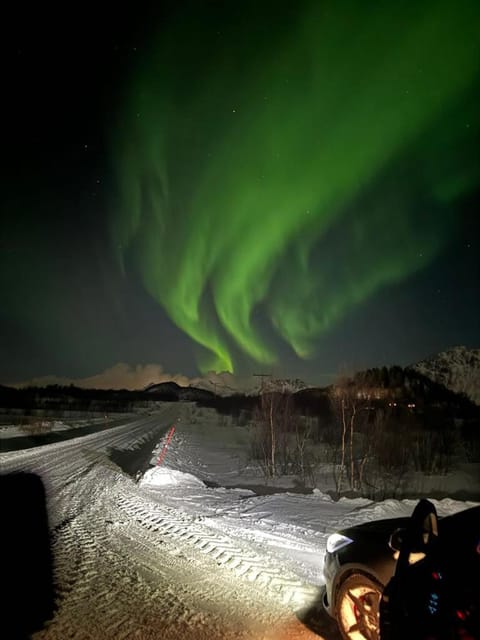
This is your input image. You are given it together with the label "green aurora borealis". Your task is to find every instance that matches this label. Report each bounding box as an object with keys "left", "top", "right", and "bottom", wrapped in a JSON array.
[{"left": 112, "top": 0, "right": 480, "bottom": 374}]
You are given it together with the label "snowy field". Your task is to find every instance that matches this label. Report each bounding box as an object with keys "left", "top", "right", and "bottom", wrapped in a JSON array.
[{"left": 1, "top": 402, "right": 478, "bottom": 639}]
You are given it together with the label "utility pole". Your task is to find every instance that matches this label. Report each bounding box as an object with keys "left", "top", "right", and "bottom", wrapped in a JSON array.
[{"left": 253, "top": 373, "right": 271, "bottom": 394}]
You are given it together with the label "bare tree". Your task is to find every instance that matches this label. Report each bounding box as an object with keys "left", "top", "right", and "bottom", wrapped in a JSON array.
[
  {"left": 253, "top": 386, "right": 280, "bottom": 478},
  {"left": 292, "top": 416, "right": 320, "bottom": 486},
  {"left": 328, "top": 380, "right": 371, "bottom": 494},
  {"left": 251, "top": 378, "right": 299, "bottom": 479}
]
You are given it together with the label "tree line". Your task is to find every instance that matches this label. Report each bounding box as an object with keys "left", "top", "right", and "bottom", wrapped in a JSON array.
[{"left": 244, "top": 371, "right": 479, "bottom": 498}]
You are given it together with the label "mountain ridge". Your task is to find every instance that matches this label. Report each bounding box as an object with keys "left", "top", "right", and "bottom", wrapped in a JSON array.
[{"left": 411, "top": 345, "right": 480, "bottom": 405}]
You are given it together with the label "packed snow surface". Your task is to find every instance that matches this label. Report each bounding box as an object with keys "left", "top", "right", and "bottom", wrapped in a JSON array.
[{"left": 1, "top": 403, "right": 477, "bottom": 639}]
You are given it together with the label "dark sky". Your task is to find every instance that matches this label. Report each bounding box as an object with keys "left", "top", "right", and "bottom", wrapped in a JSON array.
[{"left": 2, "top": 1, "right": 479, "bottom": 388}]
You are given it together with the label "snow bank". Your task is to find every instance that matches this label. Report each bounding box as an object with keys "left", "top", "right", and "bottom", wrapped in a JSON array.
[{"left": 141, "top": 466, "right": 206, "bottom": 488}]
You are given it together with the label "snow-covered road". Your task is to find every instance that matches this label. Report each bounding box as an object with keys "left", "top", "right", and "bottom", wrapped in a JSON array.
[
  {"left": 2, "top": 403, "right": 475, "bottom": 639},
  {"left": 1, "top": 405, "right": 339, "bottom": 639}
]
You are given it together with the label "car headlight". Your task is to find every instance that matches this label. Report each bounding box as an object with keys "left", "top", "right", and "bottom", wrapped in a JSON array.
[{"left": 326, "top": 533, "right": 354, "bottom": 554}]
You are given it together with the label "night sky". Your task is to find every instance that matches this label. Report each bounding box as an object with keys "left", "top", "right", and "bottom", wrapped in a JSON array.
[{"left": 2, "top": 0, "right": 479, "bottom": 388}]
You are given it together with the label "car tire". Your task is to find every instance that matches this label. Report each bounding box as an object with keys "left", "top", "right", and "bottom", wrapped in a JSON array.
[{"left": 336, "top": 573, "right": 383, "bottom": 640}]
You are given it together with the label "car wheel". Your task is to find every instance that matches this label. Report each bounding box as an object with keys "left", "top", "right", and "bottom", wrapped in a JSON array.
[{"left": 336, "top": 573, "right": 383, "bottom": 640}]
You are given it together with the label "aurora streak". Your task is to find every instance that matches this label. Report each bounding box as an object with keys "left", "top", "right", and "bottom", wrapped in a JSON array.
[{"left": 112, "top": 0, "right": 480, "bottom": 374}]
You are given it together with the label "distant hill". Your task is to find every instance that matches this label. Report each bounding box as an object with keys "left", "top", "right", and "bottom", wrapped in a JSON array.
[
  {"left": 145, "top": 382, "right": 215, "bottom": 402},
  {"left": 0, "top": 384, "right": 20, "bottom": 402},
  {"left": 0, "top": 381, "right": 216, "bottom": 412},
  {"left": 412, "top": 346, "right": 480, "bottom": 405},
  {"left": 292, "top": 365, "right": 477, "bottom": 415}
]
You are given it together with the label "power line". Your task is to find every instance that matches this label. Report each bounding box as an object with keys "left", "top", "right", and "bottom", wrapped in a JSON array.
[{"left": 253, "top": 373, "right": 271, "bottom": 393}]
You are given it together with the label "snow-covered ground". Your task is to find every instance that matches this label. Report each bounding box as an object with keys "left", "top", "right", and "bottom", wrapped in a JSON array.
[
  {"left": 0, "top": 412, "right": 133, "bottom": 440},
  {"left": 1, "top": 402, "right": 478, "bottom": 639}
]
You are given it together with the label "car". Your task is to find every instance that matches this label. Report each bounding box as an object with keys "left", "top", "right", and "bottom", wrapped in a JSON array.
[{"left": 323, "top": 501, "right": 480, "bottom": 640}]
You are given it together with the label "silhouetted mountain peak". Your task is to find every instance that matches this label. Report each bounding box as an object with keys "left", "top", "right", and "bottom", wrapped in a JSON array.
[{"left": 412, "top": 346, "right": 480, "bottom": 405}]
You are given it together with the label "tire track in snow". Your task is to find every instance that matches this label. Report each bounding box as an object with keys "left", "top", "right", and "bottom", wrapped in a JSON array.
[
  {"left": 114, "top": 493, "right": 321, "bottom": 610},
  {"left": 40, "top": 477, "right": 196, "bottom": 638},
  {"left": 41, "top": 471, "right": 295, "bottom": 640},
  {"left": 4, "top": 406, "right": 328, "bottom": 638}
]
